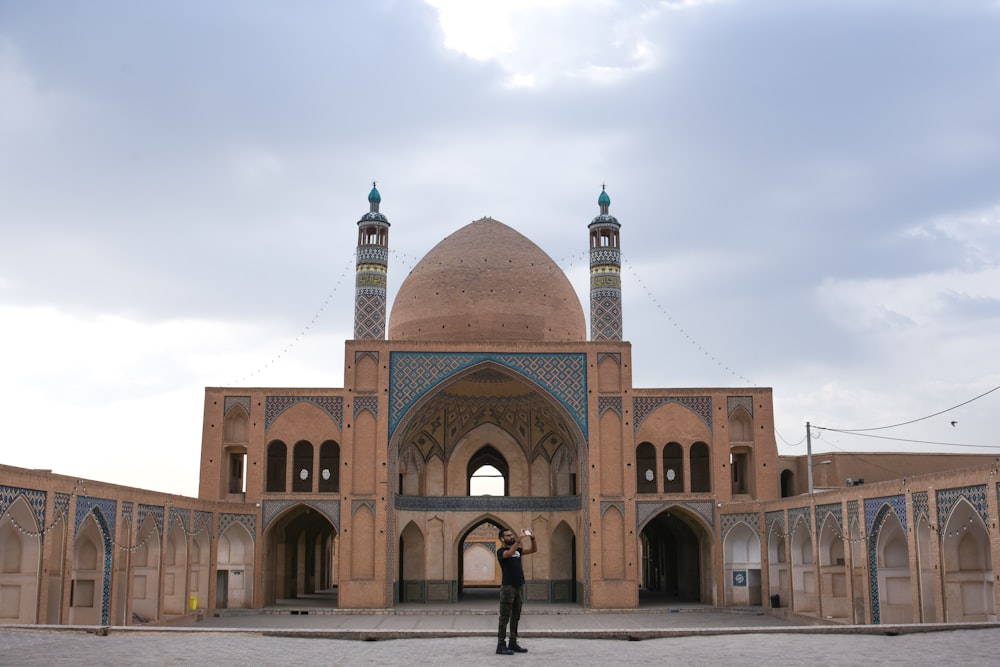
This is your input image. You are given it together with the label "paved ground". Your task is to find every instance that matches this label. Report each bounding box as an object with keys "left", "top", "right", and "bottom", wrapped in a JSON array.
[
  {"left": 3, "top": 625, "right": 1000, "bottom": 666},
  {"left": 3, "top": 595, "right": 999, "bottom": 666}
]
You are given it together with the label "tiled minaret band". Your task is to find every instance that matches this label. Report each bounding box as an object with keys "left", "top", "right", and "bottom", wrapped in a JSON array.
[
  {"left": 589, "top": 186, "right": 623, "bottom": 341},
  {"left": 354, "top": 184, "right": 390, "bottom": 339}
]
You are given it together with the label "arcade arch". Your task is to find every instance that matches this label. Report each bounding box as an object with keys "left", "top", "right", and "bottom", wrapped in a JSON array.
[
  {"left": 390, "top": 363, "right": 585, "bottom": 606},
  {"left": 941, "top": 498, "right": 994, "bottom": 622},
  {"left": 723, "top": 522, "right": 761, "bottom": 606},
  {"left": 0, "top": 496, "right": 41, "bottom": 623},
  {"left": 263, "top": 504, "right": 337, "bottom": 606},
  {"left": 639, "top": 507, "right": 712, "bottom": 603},
  {"left": 217, "top": 523, "right": 254, "bottom": 609}
]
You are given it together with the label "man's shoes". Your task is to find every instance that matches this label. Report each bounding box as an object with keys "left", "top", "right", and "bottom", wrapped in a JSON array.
[
  {"left": 508, "top": 641, "right": 528, "bottom": 653},
  {"left": 497, "top": 642, "right": 514, "bottom": 655}
]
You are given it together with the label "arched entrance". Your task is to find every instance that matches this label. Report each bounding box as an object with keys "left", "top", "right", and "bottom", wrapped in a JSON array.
[
  {"left": 264, "top": 504, "right": 337, "bottom": 606},
  {"left": 458, "top": 518, "right": 504, "bottom": 602},
  {"left": 639, "top": 507, "right": 712, "bottom": 603}
]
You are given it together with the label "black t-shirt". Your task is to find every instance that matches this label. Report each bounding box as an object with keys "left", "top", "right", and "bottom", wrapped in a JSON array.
[{"left": 497, "top": 545, "right": 525, "bottom": 586}]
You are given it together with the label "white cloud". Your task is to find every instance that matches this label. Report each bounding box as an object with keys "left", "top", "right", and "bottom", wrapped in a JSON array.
[
  {"left": 0, "top": 304, "right": 350, "bottom": 495},
  {"left": 423, "top": 0, "right": 693, "bottom": 87}
]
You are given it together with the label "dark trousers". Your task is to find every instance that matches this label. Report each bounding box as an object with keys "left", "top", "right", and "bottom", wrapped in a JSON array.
[{"left": 497, "top": 584, "right": 524, "bottom": 643}]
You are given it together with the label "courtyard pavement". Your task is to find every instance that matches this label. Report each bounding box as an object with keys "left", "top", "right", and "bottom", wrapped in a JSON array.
[{"left": 2, "top": 592, "right": 998, "bottom": 666}]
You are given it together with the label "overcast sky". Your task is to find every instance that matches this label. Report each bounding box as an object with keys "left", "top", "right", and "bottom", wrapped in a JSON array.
[{"left": 2, "top": 0, "right": 999, "bottom": 497}]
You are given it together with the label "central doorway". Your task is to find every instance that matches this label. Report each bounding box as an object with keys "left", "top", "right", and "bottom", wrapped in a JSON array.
[{"left": 639, "top": 507, "right": 712, "bottom": 603}]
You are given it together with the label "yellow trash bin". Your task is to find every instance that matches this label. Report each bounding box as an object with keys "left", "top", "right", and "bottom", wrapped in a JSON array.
[{"left": 189, "top": 597, "right": 198, "bottom": 611}]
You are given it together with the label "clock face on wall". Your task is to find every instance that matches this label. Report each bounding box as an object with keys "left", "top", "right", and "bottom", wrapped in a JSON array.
[
  {"left": 299, "top": 468, "right": 309, "bottom": 481},
  {"left": 645, "top": 469, "right": 654, "bottom": 482},
  {"left": 666, "top": 468, "right": 676, "bottom": 482},
  {"left": 322, "top": 468, "right": 331, "bottom": 480}
]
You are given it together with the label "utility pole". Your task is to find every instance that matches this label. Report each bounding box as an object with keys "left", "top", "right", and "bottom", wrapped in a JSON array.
[{"left": 806, "top": 421, "right": 814, "bottom": 495}]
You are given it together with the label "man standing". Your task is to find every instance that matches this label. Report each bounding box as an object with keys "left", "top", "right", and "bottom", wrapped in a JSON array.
[{"left": 496, "top": 526, "right": 537, "bottom": 655}]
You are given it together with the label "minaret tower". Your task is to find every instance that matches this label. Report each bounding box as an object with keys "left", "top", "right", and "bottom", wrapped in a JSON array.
[
  {"left": 589, "top": 186, "right": 623, "bottom": 341},
  {"left": 354, "top": 183, "right": 390, "bottom": 339}
]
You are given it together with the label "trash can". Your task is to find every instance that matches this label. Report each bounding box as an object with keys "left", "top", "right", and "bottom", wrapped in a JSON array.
[
  {"left": 769, "top": 594, "right": 780, "bottom": 609},
  {"left": 190, "top": 596, "right": 198, "bottom": 611}
]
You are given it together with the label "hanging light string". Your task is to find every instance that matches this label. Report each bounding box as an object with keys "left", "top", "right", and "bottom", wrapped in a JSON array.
[
  {"left": 621, "top": 253, "right": 753, "bottom": 386},
  {"left": 2, "top": 476, "right": 210, "bottom": 546},
  {"left": 223, "top": 251, "right": 356, "bottom": 386}
]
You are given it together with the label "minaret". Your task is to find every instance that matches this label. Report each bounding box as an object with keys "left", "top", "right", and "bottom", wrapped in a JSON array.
[
  {"left": 354, "top": 183, "right": 390, "bottom": 339},
  {"left": 589, "top": 186, "right": 623, "bottom": 341}
]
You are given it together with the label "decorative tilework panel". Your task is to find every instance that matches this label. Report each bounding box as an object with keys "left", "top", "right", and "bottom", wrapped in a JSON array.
[
  {"left": 121, "top": 502, "right": 133, "bottom": 524},
  {"left": 765, "top": 510, "right": 785, "bottom": 536},
  {"left": 464, "top": 540, "right": 496, "bottom": 553},
  {"left": 600, "top": 501, "right": 625, "bottom": 517},
  {"left": 721, "top": 512, "right": 760, "bottom": 539},
  {"left": 636, "top": 500, "right": 715, "bottom": 531},
  {"left": 389, "top": 352, "right": 587, "bottom": 437},
  {"left": 867, "top": 503, "right": 900, "bottom": 625},
  {"left": 225, "top": 396, "right": 251, "bottom": 416},
  {"left": 265, "top": 396, "right": 344, "bottom": 431},
  {"left": 194, "top": 511, "right": 213, "bottom": 536},
  {"left": 354, "top": 395, "right": 379, "bottom": 417},
  {"left": 865, "top": 495, "right": 907, "bottom": 534},
  {"left": 0, "top": 485, "right": 46, "bottom": 530},
  {"left": 218, "top": 513, "right": 256, "bottom": 538},
  {"left": 354, "top": 290, "right": 387, "bottom": 340},
  {"left": 597, "top": 395, "right": 622, "bottom": 417},
  {"left": 262, "top": 499, "right": 340, "bottom": 532},
  {"left": 394, "top": 495, "right": 582, "bottom": 513},
  {"left": 137, "top": 504, "right": 164, "bottom": 534},
  {"left": 936, "top": 485, "right": 988, "bottom": 527},
  {"left": 816, "top": 503, "right": 843, "bottom": 530},
  {"left": 847, "top": 500, "right": 859, "bottom": 530},
  {"left": 632, "top": 396, "right": 713, "bottom": 434},
  {"left": 355, "top": 350, "right": 379, "bottom": 364},
  {"left": 590, "top": 248, "right": 620, "bottom": 265},
  {"left": 168, "top": 507, "right": 191, "bottom": 533},
  {"left": 912, "top": 491, "right": 929, "bottom": 524},
  {"left": 352, "top": 499, "right": 376, "bottom": 516},
  {"left": 788, "top": 506, "right": 811, "bottom": 532},
  {"left": 727, "top": 396, "right": 753, "bottom": 417},
  {"left": 74, "top": 496, "right": 117, "bottom": 544},
  {"left": 596, "top": 352, "right": 621, "bottom": 366}
]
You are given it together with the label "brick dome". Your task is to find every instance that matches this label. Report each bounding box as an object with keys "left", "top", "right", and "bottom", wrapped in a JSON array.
[{"left": 388, "top": 218, "right": 586, "bottom": 343}]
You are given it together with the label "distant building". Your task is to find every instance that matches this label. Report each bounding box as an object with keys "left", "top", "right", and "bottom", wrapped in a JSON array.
[{"left": 1, "top": 187, "right": 996, "bottom": 625}]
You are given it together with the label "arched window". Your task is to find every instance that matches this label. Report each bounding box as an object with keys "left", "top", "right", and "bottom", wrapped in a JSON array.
[
  {"left": 663, "top": 442, "right": 683, "bottom": 493},
  {"left": 293, "top": 441, "right": 313, "bottom": 492},
  {"left": 319, "top": 441, "right": 340, "bottom": 492},
  {"left": 467, "top": 445, "right": 509, "bottom": 496},
  {"left": 636, "top": 442, "right": 656, "bottom": 494},
  {"left": 266, "top": 441, "right": 287, "bottom": 492},
  {"left": 690, "top": 442, "right": 711, "bottom": 492}
]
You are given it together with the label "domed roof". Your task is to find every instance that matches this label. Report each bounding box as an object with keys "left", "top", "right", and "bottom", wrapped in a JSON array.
[{"left": 388, "top": 218, "right": 586, "bottom": 343}]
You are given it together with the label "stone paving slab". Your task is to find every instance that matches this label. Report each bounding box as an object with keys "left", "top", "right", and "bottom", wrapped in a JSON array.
[{"left": 2, "top": 627, "right": 1000, "bottom": 666}]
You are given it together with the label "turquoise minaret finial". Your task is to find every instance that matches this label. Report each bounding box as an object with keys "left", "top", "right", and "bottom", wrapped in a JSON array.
[
  {"left": 355, "top": 183, "right": 390, "bottom": 340},
  {"left": 588, "top": 185, "right": 623, "bottom": 341}
]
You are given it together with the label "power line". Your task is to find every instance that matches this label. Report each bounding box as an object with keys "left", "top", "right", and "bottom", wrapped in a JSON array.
[
  {"left": 818, "top": 428, "right": 1000, "bottom": 450},
  {"left": 817, "top": 384, "right": 1000, "bottom": 432}
]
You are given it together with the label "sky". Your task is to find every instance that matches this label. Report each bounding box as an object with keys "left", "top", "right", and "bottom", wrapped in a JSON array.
[{"left": 2, "top": 0, "right": 999, "bottom": 498}]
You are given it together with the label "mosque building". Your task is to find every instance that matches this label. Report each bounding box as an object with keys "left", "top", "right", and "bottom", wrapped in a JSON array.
[{"left": 1, "top": 186, "right": 997, "bottom": 625}]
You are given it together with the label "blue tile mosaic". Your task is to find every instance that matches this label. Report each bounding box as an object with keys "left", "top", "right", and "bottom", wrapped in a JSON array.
[
  {"left": 0, "top": 484, "right": 46, "bottom": 530},
  {"left": 636, "top": 500, "right": 715, "bottom": 531},
  {"left": 394, "top": 495, "right": 582, "bottom": 513},
  {"left": 721, "top": 512, "right": 760, "bottom": 540},
  {"left": 936, "top": 485, "right": 988, "bottom": 527},
  {"left": 265, "top": 396, "right": 344, "bottom": 431},
  {"left": 389, "top": 352, "right": 587, "bottom": 438},
  {"left": 218, "top": 512, "right": 256, "bottom": 538},
  {"left": 632, "top": 396, "right": 713, "bottom": 434}
]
